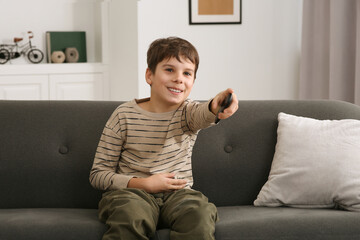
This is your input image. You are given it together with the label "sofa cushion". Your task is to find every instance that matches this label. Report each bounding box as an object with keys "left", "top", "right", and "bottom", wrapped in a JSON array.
[
  {"left": 254, "top": 113, "right": 360, "bottom": 211},
  {"left": 135, "top": 206, "right": 360, "bottom": 240},
  {"left": 215, "top": 206, "right": 360, "bottom": 240},
  {"left": 0, "top": 208, "right": 107, "bottom": 240},
  {"left": 2, "top": 207, "right": 359, "bottom": 240}
]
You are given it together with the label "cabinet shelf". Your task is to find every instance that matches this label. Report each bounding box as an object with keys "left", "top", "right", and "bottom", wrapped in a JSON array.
[{"left": 0, "top": 63, "right": 107, "bottom": 75}]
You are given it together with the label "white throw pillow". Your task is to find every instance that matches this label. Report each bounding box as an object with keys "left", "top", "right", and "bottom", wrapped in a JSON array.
[{"left": 254, "top": 112, "right": 360, "bottom": 211}]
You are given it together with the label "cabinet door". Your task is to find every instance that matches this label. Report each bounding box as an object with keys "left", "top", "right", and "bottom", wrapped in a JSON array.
[
  {"left": 0, "top": 75, "right": 49, "bottom": 100},
  {"left": 49, "top": 73, "right": 104, "bottom": 100}
]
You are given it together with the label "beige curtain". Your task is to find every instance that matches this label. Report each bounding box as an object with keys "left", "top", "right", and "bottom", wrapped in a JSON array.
[{"left": 299, "top": 0, "right": 360, "bottom": 105}]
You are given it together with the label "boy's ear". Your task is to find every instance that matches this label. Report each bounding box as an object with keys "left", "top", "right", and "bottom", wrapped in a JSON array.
[{"left": 145, "top": 68, "right": 153, "bottom": 86}]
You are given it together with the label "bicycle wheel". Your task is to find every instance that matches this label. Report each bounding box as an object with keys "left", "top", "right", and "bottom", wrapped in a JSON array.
[
  {"left": 27, "top": 48, "right": 44, "bottom": 63},
  {"left": 0, "top": 48, "right": 10, "bottom": 64}
]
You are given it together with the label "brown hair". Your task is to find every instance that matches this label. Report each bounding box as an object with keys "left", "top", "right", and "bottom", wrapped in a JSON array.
[{"left": 147, "top": 37, "right": 200, "bottom": 78}]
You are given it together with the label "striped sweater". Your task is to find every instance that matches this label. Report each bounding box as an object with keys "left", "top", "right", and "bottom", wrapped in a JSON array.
[{"left": 89, "top": 98, "right": 216, "bottom": 191}]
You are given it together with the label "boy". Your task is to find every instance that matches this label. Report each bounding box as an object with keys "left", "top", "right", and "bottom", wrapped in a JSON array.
[{"left": 90, "top": 37, "right": 238, "bottom": 240}]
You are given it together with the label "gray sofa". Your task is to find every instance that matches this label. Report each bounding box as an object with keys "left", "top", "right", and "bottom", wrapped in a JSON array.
[{"left": 1, "top": 100, "right": 360, "bottom": 240}]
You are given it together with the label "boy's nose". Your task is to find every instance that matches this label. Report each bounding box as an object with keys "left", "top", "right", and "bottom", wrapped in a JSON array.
[{"left": 173, "top": 73, "right": 184, "bottom": 83}]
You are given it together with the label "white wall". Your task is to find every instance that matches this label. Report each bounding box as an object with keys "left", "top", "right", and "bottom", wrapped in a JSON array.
[
  {"left": 108, "top": 0, "right": 139, "bottom": 100},
  {"left": 137, "top": 0, "right": 303, "bottom": 101},
  {"left": 1, "top": 0, "right": 303, "bottom": 101}
]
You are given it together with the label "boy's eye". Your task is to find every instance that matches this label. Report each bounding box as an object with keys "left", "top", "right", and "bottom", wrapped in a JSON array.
[
  {"left": 184, "top": 72, "right": 192, "bottom": 76},
  {"left": 165, "top": 68, "right": 173, "bottom": 72}
]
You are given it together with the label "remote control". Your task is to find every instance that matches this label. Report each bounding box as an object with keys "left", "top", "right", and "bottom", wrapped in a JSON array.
[{"left": 215, "top": 93, "right": 233, "bottom": 124}]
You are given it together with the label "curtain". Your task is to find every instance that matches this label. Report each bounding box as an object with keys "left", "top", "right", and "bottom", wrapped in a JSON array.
[{"left": 299, "top": 0, "right": 360, "bottom": 105}]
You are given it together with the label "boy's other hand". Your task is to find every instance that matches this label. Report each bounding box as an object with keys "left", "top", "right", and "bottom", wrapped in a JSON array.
[
  {"left": 128, "top": 173, "right": 187, "bottom": 194},
  {"left": 211, "top": 88, "right": 238, "bottom": 120}
]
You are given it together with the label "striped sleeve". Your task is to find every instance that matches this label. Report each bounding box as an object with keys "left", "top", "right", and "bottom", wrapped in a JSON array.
[
  {"left": 184, "top": 99, "right": 216, "bottom": 132},
  {"left": 89, "top": 107, "right": 133, "bottom": 190}
]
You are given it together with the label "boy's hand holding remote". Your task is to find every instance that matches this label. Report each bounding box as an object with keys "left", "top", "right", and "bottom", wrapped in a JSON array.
[{"left": 211, "top": 88, "right": 239, "bottom": 122}]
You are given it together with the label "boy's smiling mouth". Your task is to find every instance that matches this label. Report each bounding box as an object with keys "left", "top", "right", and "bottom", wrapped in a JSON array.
[{"left": 168, "top": 87, "right": 183, "bottom": 93}]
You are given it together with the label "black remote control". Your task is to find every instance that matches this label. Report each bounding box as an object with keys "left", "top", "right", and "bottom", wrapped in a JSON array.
[{"left": 215, "top": 93, "right": 233, "bottom": 124}]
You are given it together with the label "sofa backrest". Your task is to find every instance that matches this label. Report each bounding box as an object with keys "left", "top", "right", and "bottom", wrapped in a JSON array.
[
  {"left": 191, "top": 100, "right": 360, "bottom": 206},
  {"left": 1, "top": 100, "right": 360, "bottom": 208},
  {"left": 0, "top": 101, "right": 119, "bottom": 208}
]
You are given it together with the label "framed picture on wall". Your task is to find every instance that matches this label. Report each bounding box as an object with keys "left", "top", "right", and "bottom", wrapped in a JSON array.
[{"left": 189, "top": 0, "right": 242, "bottom": 25}]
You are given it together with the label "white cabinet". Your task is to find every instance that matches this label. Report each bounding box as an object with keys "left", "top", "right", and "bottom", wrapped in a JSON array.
[
  {"left": 49, "top": 73, "right": 104, "bottom": 100},
  {"left": 0, "top": 75, "right": 48, "bottom": 100},
  {"left": 0, "top": 73, "right": 105, "bottom": 100},
  {"left": 0, "top": 63, "right": 108, "bottom": 100}
]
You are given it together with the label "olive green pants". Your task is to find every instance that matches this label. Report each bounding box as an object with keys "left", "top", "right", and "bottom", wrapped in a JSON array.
[{"left": 98, "top": 188, "right": 218, "bottom": 240}]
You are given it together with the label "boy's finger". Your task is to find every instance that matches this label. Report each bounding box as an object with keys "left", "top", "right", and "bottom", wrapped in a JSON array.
[
  {"left": 171, "top": 179, "right": 187, "bottom": 185},
  {"left": 225, "top": 88, "right": 234, "bottom": 96},
  {"left": 165, "top": 172, "right": 176, "bottom": 178},
  {"left": 170, "top": 184, "right": 187, "bottom": 190}
]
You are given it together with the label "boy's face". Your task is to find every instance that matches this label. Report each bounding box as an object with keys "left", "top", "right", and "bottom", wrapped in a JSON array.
[{"left": 146, "top": 56, "right": 195, "bottom": 111}]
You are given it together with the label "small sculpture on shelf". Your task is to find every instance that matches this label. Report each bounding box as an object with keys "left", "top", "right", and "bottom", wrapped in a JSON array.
[
  {"left": 49, "top": 48, "right": 79, "bottom": 64},
  {"left": 0, "top": 31, "right": 44, "bottom": 64},
  {"left": 51, "top": 51, "right": 66, "bottom": 63}
]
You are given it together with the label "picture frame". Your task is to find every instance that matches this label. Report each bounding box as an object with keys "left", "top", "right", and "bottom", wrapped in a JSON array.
[{"left": 189, "top": 0, "right": 242, "bottom": 25}]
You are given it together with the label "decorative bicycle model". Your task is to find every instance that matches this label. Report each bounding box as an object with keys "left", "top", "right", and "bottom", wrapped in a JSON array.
[{"left": 0, "top": 31, "right": 44, "bottom": 64}]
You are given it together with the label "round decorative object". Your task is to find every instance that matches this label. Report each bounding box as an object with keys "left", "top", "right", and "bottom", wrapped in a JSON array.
[
  {"left": 51, "top": 51, "right": 65, "bottom": 63},
  {"left": 65, "top": 47, "right": 79, "bottom": 63}
]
